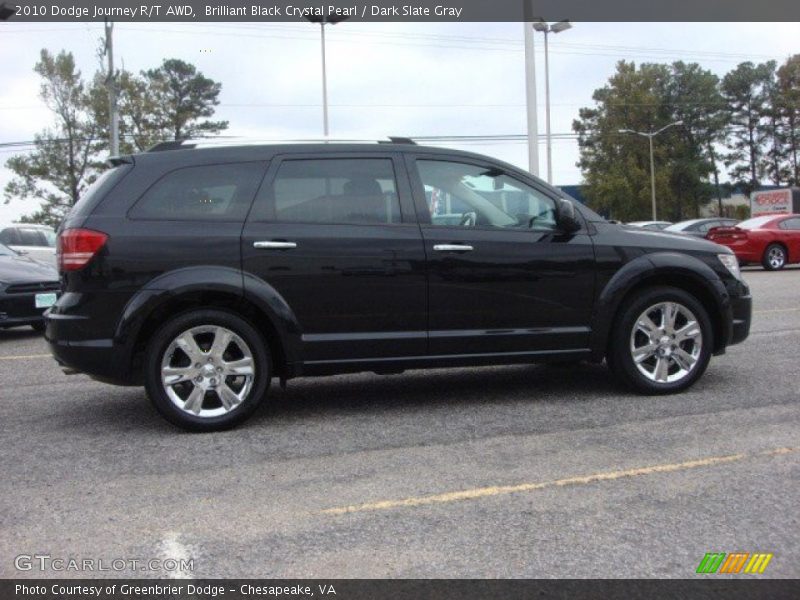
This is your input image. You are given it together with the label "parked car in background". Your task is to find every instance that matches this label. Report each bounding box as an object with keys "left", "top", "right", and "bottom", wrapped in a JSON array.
[
  {"left": 627, "top": 221, "right": 673, "bottom": 231},
  {"left": 45, "top": 141, "right": 752, "bottom": 431},
  {"left": 0, "top": 223, "right": 57, "bottom": 265},
  {"left": 0, "top": 243, "right": 60, "bottom": 332},
  {"left": 664, "top": 218, "right": 739, "bottom": 238},
  {"left": 707, "top": 214, "right": 800, "bottom": 270}
]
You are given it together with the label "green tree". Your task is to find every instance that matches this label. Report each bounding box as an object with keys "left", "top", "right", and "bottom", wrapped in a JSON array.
[
  {"left": 776, "top": 54, "right": 800, "bottom": 184},
  {"left": 3, "top": 50, "right": 106, "bottom": 227},
  {"left": 121, "top": 58, "right": 228, "bottom": 149},
  {"left": 721, "top": 61, "right": 775, "bottom": 193},
  {"left": 573, "top": 61, "right": 720, "bottom": 221}
]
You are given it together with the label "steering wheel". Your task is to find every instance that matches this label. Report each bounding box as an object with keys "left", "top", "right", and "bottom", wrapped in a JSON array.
[{"left": 460, "top": 211, "right": 477, "bottom": 227}]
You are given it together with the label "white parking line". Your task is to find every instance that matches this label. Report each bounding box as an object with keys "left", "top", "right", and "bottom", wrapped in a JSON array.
[{"left": 159, "top": 532, "right": 196, "bottom": 579}]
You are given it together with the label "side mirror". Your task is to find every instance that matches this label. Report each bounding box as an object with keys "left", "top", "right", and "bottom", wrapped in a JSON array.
[{"left": 555, "top": 198, "right": 582, "bottom": 233}]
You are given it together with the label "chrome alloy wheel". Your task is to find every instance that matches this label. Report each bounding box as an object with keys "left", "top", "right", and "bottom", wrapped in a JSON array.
[
  {"left": 160, "top": 325, "right": 255, "bottom": 418},
  {"left": 629, "top": 301, "right": 702, "bottom": 384},
  {"left": 767, "top": 246, "right": 786, "bottom": 269}
]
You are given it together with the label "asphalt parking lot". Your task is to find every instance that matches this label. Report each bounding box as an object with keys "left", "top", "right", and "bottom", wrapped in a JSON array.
[{"left": 1, "top": 267, "right": 798, "bottom": 579}]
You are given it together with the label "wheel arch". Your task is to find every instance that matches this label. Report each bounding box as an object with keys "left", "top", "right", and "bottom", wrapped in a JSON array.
[
  {"left": 590, "top": 253, "right": 730, "bottom": 360},
  {"left": 115, "top": 266, "right": 302, "bottom": 382}
]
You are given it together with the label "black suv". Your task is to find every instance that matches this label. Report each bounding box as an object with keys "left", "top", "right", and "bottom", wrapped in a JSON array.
[{"left": 46, "top": 141, "right": 752, "bottom": 431}]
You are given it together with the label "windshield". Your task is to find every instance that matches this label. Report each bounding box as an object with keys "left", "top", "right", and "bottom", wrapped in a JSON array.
[{"left": 737, "top": 216, "right": 776, "bottom": 230}]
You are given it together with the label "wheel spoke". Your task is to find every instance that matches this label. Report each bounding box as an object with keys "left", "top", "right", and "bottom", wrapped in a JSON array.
[
  {"left": 183, "top": 386, "right": 204, "bottom": 414},
  {"left": 636, "top": 315, "right": 659, "bottom": 336},
  {"left": 673, "top": 348, "right": 697, "bottom": 371},
  {"left": 162, "top": 366, "right": 194, "bottom": 385},
  {"left": 662, "top": 303, "right": 678, "bottom": 333},
  {"left": 653, "top": 357, "right": 670, "bottom": 382},
  {"left": 674, "top": 321, "right": 700, "bottom": 343},
  {"left": 633, "top": 342, "right": 659, "bottom": 363},
  {"left": 209, "top": 328, "right": 232, "bottom": 360},
  {"left": 224, "top": 357, "right": 254, "bottom": 376},
  {"left": 175, "top": 333, "right": 203, "bottom": 361},
  {"left": 217, "top": 384, "right": 240, "bottom": 411}
]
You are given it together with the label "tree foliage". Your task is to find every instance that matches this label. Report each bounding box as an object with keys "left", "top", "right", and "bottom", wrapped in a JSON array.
[
  {"left": 4, "top": 53, "right": 228, "bottom": 225},
  {"left": 573, "top": 61, "right": 724, "bottom": 221},
  {"left": 575, "top": 55, "right": 800, "bottom": 220},
  {"left": 4, "top": 50, "right": 106, "bottom": 226}
]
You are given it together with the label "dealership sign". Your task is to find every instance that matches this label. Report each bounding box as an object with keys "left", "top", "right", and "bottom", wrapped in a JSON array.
[{"left": 750, "top": 188, "right": 798, "bottom": 216}]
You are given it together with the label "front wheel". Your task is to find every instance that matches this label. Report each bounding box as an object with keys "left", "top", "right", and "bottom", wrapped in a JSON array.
[
  {"left": 608, "top": 287, "right": 712, "bottom": 394},
  {"left": 144, "top": 309, "right": 271, "bottom": 432},
  {"left": 762, "top": 244, "right": 786, "bottom": 271}
]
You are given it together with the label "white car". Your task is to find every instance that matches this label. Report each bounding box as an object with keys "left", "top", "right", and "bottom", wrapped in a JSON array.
[
  {"left": 627, "top": 220, "right": 673, "bottom": 230},
  {"left": 0, "top": 223, "right": 57, "bottom": 265}
]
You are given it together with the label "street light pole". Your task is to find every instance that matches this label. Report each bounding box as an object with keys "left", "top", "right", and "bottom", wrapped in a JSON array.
[
  {"left": 532, "top": 19, "right": 572, "bottom": 185},
  {"left": 619, "top": 121, "right": 684, "bottom": 220},
  {"left": 304, "top": 15, "right": 349, "bottom": 138},
  {"left": 523, "top": 23, "right": 539, "bottom": 177},
  {"left": 320, "top": 21, "right": 329, "bottom": 137}
]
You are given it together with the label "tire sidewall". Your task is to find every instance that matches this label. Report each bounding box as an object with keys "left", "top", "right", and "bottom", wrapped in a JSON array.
[
  {"left": 144, "top": 309, "right": 271, "bottom": 432},
  {"left": 611, "top": 287, "right": 713, "bottom": 394}
]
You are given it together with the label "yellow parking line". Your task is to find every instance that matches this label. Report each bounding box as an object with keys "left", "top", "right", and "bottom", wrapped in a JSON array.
[
  {"left": 321, "top": 447, "right": 798, "bottom": 516},
  {"left": 0, "top": 353, "right": 51, "bottom": 361}
]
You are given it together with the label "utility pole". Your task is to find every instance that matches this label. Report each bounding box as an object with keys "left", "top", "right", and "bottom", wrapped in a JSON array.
[
  {"left": 103, "top": 19, "right": 119, "bottom": 156},
  {"left": 523, "top": 23, "right": 539, "bottom": 177}
]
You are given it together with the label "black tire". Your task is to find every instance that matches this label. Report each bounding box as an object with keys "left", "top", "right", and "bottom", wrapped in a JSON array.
[
  {"left": 31, "top": 321, "right": 46, "bottom": 334},
  {"left": 607, "top": 286, "right": 713, "bottom": 395},
  {"left": 762, "top": 243, "right": 787, "bottom": 271},
  {"left": 144, "top": 309, "right": 271, "bottom": 432}
]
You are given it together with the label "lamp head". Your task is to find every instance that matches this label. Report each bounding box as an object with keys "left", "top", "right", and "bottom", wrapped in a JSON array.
[{"left": 551, "top": 20, "right": 572, "bottom": 33}]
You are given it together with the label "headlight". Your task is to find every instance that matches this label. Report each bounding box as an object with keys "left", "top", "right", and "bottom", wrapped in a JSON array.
[{"left": 717, "top": 253, "right": 741, "bottom": 279}]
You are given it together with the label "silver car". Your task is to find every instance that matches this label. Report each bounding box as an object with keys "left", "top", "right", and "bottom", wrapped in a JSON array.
[{"left": 0, "top": 223, "right": 57, "bottom": 265}]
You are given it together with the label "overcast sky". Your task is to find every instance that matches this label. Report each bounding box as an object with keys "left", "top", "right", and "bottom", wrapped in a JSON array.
[{"left": 1, "top": 21, "right": 798, "bottom": 222}]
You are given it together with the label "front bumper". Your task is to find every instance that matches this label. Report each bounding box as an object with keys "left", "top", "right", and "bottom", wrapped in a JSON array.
[
  {"left": 729, "top": 291, "right": 752, "bottom": 346},
  {"left": 0, "top": 291, "right": 54, "bottom": 328}
]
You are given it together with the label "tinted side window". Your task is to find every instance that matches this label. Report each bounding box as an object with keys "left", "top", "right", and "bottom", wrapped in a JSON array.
[
  {"left": 0, "top": 228, "right": 19, "bottom": 245},
  {"left": 268, "top": 159, "right": 401, "bottom": 225},
  {"left": 130, "top": 162, "right": 265, "bottom": 221},
  {"left": 18, "top": 229, "right": 45, "bottom": 246},
  {"left": 780, "top": 217, "right": 800, "bottom": 230},
  {"left": 418, "top": 160, "right": 557, "bottom": 231}
]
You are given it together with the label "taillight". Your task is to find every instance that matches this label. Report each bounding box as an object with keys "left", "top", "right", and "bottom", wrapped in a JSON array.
[{"left": 58, "top": 228, "right": 108, "bottom": 272}]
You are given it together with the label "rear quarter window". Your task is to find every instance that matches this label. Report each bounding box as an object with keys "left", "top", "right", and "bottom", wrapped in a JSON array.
[
  {"left": 69, "top": 163, "right": 133, "bottom": 221},
  {"left": 129, "top": 162, "right": 266, "bottom": 221}
]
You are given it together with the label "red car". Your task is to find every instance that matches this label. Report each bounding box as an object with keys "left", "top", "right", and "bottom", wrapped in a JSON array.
[{"left": 707, "top": 214, "right": 800, "bottom": 270}]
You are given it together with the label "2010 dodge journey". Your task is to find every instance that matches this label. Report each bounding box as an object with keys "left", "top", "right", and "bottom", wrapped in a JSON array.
[{"left": 46, "top": 140, "right": 752, "bottom": 431}]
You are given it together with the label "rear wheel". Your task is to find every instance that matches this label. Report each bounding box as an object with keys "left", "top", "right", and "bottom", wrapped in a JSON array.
[
  {"left": 608, "top": 286, "right": 712, "bottom": 394},
  {"left": 31, "top": 322, "right": 45, "bottom": 334},
  {"left": 762, "top": 244, "right": 786, "bottom": 271},
  {"left": 144, "top": 309, "right": 271, "bottom": 432}
]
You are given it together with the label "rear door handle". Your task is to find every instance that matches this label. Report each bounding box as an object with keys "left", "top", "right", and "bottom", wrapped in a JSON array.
[
  {"left": 253, "top": 241, "right": 297, "bottom": 250},
  {"left": 433, "top": 244, "right": 474, "bottom": 252}
]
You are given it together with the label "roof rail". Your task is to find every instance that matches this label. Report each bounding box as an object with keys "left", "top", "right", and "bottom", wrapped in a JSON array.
[
  {"left": 147, "top": 141, "right": 196, "bottom": 152},
  {"left": 380, "top": 136, "right": 416, "bottom": 145},
  {"left": 145, "top": 137, "right": 418, "bottom": 152}
]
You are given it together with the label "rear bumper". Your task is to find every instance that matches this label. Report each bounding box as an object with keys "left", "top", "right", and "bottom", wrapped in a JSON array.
[{"left": 45, "top": 308, "right": 138, "bottom": 385}]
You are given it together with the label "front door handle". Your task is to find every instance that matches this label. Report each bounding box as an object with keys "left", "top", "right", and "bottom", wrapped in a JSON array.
[
  {"left": 433, "top": 244, "right": 474, "bottom": 252},
  {"left": 253, "top": 241, "right": 297, "bottom": 250}
]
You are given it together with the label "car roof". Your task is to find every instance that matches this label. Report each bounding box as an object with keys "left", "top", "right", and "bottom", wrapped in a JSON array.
[
  {"left": 127, "top": 142, "right": 537, "bottom": 181},
  {"left": 0, "top": 223, "right": 54, "bottom": 230}
]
